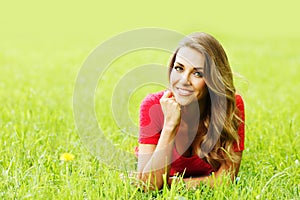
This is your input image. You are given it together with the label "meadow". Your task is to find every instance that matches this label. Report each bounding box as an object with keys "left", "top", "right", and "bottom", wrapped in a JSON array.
[{"left": 1, "top": 1, "right": 300, "bottom": 199}]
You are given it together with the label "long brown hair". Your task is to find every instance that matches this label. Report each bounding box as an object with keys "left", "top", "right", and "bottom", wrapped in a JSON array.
[{"left": 168, "top": 32, "right": 242, "bottom": 169}]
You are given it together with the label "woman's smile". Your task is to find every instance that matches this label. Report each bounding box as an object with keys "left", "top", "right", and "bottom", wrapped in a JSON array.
[{"left": 176, "top": 87, "right": 194, "bottom": 96}]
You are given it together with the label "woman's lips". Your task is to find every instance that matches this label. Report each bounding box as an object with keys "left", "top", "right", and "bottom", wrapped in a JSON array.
[{"left": 176, "top": 87, "right": 194, "bottom": 96}]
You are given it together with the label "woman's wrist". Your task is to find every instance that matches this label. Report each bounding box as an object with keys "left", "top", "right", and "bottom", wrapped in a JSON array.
[
  {"left": 163, "top": 121, "right": 179, "bottom": 131},
  {"left": 160, "top": 125, "right": 178, "bottom": 141}
]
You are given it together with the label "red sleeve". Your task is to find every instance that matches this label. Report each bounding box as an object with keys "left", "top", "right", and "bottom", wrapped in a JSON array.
[
  {"left": 233, "top": 94, "right": 245, "bottom": 152},
  {"left": 138, "top": 92, "right": 164, "bottom": 144}
]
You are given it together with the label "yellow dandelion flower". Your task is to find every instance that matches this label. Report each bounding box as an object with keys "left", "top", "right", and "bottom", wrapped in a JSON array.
[{"left": 60, "top": 153, "right": 75, "bottom": 161}]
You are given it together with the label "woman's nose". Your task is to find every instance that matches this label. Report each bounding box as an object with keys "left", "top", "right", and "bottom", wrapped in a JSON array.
[{"left": 179, "top": 72, "right": 191, "bottom": 85}]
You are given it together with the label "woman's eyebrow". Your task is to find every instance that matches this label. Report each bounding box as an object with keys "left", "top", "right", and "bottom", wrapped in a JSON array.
[
  {"left": 194, "top": 67, "right": 204, "bottom": 71},
  {"left": 174, "top": 62, "right": 184, "bottom": 67},
  {"left": 175, "top": 62, "right": 203, "bottom": 70}
]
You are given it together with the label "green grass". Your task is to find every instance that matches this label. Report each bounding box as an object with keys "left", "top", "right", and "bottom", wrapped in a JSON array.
[{"left": 1, "top": 1, "right": 300, "bottom": 199}]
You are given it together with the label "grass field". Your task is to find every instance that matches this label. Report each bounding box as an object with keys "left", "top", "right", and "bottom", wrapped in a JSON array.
[{"left": 1, "top": 0, "right": 300, "bottom": 199}]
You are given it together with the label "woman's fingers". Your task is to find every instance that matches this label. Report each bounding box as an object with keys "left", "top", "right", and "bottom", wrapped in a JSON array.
[
  {"left": 162, "top": 90, "right": 172, "bottom": 99},
  {"left": 160, "top": 90, "right": 176, "bottom": 105}
]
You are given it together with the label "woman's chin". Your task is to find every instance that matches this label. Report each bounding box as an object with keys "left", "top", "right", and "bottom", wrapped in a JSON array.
[{"left": 174, "top": 96, "right": 196, "bottom": 106}]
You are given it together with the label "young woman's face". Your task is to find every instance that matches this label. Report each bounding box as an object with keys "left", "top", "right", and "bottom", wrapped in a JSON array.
[{"left": 170, "top": 47, "right": 208, "bottom": 106}]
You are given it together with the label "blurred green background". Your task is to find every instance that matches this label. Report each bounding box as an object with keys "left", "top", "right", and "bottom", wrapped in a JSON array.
[{"left": 1, "top": 0, "right": 299, "bottom": 46}]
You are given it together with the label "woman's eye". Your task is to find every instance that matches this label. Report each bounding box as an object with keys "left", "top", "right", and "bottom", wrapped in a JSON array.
[
  {"left": 174, "top": 66, "right": 183, "bottom": 72},
  {"left": 194, "top": 71, "right": 203, "bottom": 77}
]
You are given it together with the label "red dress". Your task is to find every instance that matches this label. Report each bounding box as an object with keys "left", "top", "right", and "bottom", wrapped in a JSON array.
[{"left": 137, "top": 91, "right": 245, "bottom": 177}]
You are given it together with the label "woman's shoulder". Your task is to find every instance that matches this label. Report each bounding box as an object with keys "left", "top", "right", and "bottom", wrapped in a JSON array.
[
  {"left": 235, "top": 94, "right": 245, "bottom": 109},
  {"left": 235, "top": 93, "right": 243, "bottom": 104},
  {"left": 235, "top": 93, "right": 245, "bottom": 120},
  {"left": 141, "top": 90, "right": 165, "bottom": 106}
]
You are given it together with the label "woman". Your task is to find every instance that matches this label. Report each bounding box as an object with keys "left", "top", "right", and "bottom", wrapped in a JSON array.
[{"left": 137, "top": 32, "right": 245, "bottom": 190}]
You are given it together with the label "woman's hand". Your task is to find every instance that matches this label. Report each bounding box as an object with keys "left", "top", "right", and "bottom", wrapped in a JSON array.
[{"left": 159, "top": 90, "right": 181, "bottom": 130}]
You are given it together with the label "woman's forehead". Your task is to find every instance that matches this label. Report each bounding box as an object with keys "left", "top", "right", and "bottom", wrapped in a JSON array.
[{"left": 175, "top": 47, "right": 205, "bottom": 69}]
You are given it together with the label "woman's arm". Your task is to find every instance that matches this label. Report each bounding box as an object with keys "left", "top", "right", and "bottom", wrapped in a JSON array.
[
  {"left": 137, "top": 90, "right": 181, "bottom": 190},
  {"left": 169, "top": 151, "right": 243, "bottom": 189},
  {"left": 137, "top": 126, "right": 176, "bottom": 190}
]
